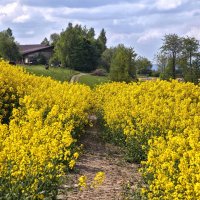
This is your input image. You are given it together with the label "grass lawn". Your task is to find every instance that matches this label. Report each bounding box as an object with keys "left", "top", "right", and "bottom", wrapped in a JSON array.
[
  {"left": 78, "top": 74, "right": 110, "bottom": 88},
  {"left": 23, "top": 65, "right": 77, "bottom": 82}
]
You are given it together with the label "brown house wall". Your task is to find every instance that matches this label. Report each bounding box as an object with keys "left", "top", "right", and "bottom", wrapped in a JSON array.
[{"left": 23, "top": 49, "right": 53, "bottom": 64}]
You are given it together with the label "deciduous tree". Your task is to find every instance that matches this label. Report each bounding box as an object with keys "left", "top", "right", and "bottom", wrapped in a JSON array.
[
  {"left": 180, "top": 36, "right": 199, "bottom": 82},
  {"left": 55, "top": 23, "right": 103, "bottom": 72},
  {"left": 110, "top": 44, "right": 137, "bottom": 82},
  {"left": 135, "top": 56, "right": 152, "bottom": 75},
  {"left": 161, "top": 34, "right": 182, "bottom": 79},
  {"left": 0, "top": 28, "right": 20, "bottom": 61},
  {"left": 50, "top": 33, "right": 60, "bottom": 46}
]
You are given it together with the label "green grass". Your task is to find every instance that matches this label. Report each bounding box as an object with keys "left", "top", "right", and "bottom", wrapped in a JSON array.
[
  {"left": 23, "top": 65, "right": 77, "bottom": 82},
  {"left": 78, "top": 74, "right": 110, "bottom": 88}
]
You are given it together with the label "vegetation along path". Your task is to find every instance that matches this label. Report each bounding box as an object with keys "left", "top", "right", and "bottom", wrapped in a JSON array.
[{"left": 57, "top": 116, "right": 142, "bottom": 200}]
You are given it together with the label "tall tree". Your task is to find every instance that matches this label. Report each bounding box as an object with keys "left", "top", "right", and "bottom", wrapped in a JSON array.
[
  {"left": 100, "top": 47, "right": 116, "bottom": 72},
  {"left": 97, "top": 28, "right": 107, "bottom": 54},
  {"left": 6, "top": 28, "right": 13, "bottom": 38},
  {"left": 50, "top": 33, "right": 60, "bottom": 46},
  {"left": 161, "top": 34, "right": 182, "bottom": 79},
  {"left": 55, "top": 23, "right": 100, "bottom": 71},
  {"left": 0, "top": 28, "right": 20, "bottom": 61},
  {"left": 41, "top": 37, "right": 50, "bottom": 45},
  {"left": 181, "top": 36, "right": 199, "bottom": 82},
  {"left": 87, "top": 28, "right": 95, "bottom": 39},
  {"left": 156, "top": 53, "right": 168, "bottom": 73},
  {"left": 110, "top": 44, "right": 137, "bottom": 82},
  {"left": 135, "top": 56, "right": 152, "bottom": 75},
  {"left": 156, "top": 52, "right": 172, "bottom": 79},
  {"left": 192, "top": 53, "right": 200, "bottom": 84}
]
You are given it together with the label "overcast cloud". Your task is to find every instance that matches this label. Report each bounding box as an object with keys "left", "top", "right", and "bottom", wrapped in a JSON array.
[{"left": 0, "top": 0, "right": 200, "bottom": 61}]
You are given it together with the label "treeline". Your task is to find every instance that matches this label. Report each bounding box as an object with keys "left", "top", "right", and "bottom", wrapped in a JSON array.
[
  {"left": 0, "top": 25, "right": 200, "bottom": 83},
  {"left": 44, "top": 23, "right": 152, "bottom": 82},
  {"left": 157, "top": 34, "right": 200, "bottom": 84}
]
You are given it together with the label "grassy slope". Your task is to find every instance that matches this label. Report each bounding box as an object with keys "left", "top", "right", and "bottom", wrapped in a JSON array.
[
  {"left": 23, "top": 65, "right": 77, "bottom": 82},
  {"left": 22, "top": 65, "right": 110, "bottom": 86},
  {"left": 78, "top": 74, "right": 110, "bottom": 88}
]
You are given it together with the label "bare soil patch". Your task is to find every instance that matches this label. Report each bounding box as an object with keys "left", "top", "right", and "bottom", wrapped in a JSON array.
[
  {"left": 58, "top": 119, "right": 141, "bottom": 200},
  {"left": 70, "top": 73, "right": 86, "bottom": 83}
]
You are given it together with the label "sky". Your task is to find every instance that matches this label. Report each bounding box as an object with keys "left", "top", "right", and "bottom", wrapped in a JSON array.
[{"left": 0, "top": 0, "right": 200, "bottom": 62}]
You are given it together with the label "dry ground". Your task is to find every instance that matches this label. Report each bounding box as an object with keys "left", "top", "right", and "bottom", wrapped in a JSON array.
[
  {"left": 70, "top": 73, "right": 86, "bottom": 83},
  {"left": 57, "top": 119, "right": 141, "bottom": 200}
]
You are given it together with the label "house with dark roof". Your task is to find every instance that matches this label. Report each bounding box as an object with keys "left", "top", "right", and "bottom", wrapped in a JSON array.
[{"left": 19, "top": 44, "right": 54, "bottom": 64}]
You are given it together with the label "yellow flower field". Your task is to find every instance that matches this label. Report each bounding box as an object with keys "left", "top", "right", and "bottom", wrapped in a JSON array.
[
  {"left": 94, "top": 81, "right": 200, "bottom": 199},
  {"left": 0, "top": 61, "right": 92, "bottom": 199},
  {"left": 1, "top": 61, "right": 200, "bottom": 199}
]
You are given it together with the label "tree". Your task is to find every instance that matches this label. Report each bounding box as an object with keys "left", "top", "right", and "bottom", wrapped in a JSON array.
[
  {"left": 97, "top": 28, "right": 107, "bottom": 54},
  {"left": 156, "top": 53, "right": 168, "bottom": 73},
  {"left": 135, "top": 56, "right": 152, "bottom": 75},
  {"left": 180, "top": 36, "right": 199, "bottom": 82},
  {"left": 100, "top": 47, "right": 116, "bottom": 72},
  {"left": 6, "top": 28, "right": 13, "bottom": 38},
  {"left": 156, "top": 52, "right": 171, "bottom": 79},
  {"left": 55, "top": 23, "right": 101, "bottom": 71},
  {"left": 110, "top": 44, "right": 137, "bottom": 82},
  {"left": 70, "top": 37, "right": 99, "bottom": 72},
  {"left": 0, "top": 28, "right": 20, "bottom": 61},
  {"left": 41, "top": 37, "right": 50, "bottom": 45},
  {"left": 87, "top": 28, "right": 95, "bottom": 39},
  {"left": 50, "top": 33, "right": 60, "bottom": 46},
  {"left": 192, "top": 53, "right": 200, "bottom": 84},
  {"left": 161, "top": 34, "right": 182, "bottom": 79}
]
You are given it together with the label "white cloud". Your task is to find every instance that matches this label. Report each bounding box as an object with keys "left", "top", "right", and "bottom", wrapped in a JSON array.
[
  {"left": 0, "top": 1, "right": 27, "bottom": 23},
  {"left": 137, "top": 29, "right": 163, "bottom": 43},
  {"left": 155, "top": 0, "right": 185, "bottom": 10},
  {"left": 185, "top": 27, "right": 200, "bottom": 40},
  {"left": 0, "top": 2, "right": 18, "bottom": 15},
  {"left": 0, "top": 0, "right": 199, "bottom": 60},
  {"left": 13, "top": 14, "right": 30, "bottom": 23}
]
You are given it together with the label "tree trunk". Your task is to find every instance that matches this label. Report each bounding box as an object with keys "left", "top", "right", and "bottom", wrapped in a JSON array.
[
  {"left": 189, "top": 52, "right": 193, "bottom": 82},
  {"left": 172, "top": 53, "right": 176, "bottom": 79}
]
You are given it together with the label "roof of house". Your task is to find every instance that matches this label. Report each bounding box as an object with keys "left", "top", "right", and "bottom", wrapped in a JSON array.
[{"left": 18, "top": 44, "right": 54, "bottom": 55}]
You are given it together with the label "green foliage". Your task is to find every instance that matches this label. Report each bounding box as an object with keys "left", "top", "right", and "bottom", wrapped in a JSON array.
[
  {"left": 179, "top": 37, "right": 200, "bottom": 83},
  {"left": 49, "top": 53, "right": 60, "bottom": 67},
  {"left": 125, "top": 136, "right": 147, "bottom": 163},
  {"left": 0, "top": 28, "right": 20, "bottom": 61},
  {"left": 100, "top": 47, "right": 116, "bottom": 72},
  {"left": 135, "top": 56, "right": 152, "bottom": 75},
  {"left": 150, "top": 70, "right": 160, "bottom": 77},
  {"left": 182, "top": 53, "right": 200, "bottom": 84},
  {"left": 97, "top": 28, "right": 107, "bottom": 55},
  {"left": 192, "top": 53, "right": 200, "bottom": 84},
  {"left": 160, "top": 34, "right": 182, "bottom": 79},
  {"left": 41, "top": 37, "right": 50, "bottom": 45},
  {"left": 36, "top": 53, "right": 47, "bottom": 65},
  {"left": 50, "top": 33, "right": 60, "bottom": 46},
  {"left": 110, "top": 44, "right": 137, "bottom": 82},
  {"left": 55, "top": 23, "right": 106, "bottom": 72},
  {"left": 158, "top": 34, "right": 200, "bottom": 83}
]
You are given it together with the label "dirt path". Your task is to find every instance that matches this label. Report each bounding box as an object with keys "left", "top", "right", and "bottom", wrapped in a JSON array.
[
  {"left": 70, "top": 73, "right": 86, "bottom": 83},
  {"left": 57, "top": 118, "right": 141, "bottom": 200}
]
